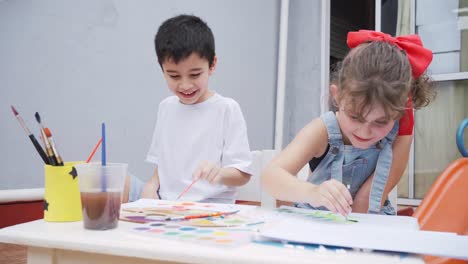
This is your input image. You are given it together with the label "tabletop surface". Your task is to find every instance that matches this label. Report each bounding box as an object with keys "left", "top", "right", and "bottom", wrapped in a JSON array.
[{"left": 0, "top": 202, "right": 423, "bottom": 264}]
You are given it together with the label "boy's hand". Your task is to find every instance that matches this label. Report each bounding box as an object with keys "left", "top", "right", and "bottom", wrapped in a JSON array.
[
  {"left": 140, "top": 182, "right": 160, "bottom": 199},
  {"left": 193, "top": 160, "right": 222, "bottom": 184},
  {"left": 308, "top": 179, "right": 353, "bottom": 216}
]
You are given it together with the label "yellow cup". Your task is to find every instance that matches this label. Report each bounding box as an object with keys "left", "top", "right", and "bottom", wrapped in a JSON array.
[{"left": 44, "top": 162, "right": 83, "bottom": 222}]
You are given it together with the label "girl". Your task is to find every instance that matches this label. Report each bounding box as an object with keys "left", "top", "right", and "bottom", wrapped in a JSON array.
[{"left": 262, "top": 30, "right": 434, "bottom": 215}]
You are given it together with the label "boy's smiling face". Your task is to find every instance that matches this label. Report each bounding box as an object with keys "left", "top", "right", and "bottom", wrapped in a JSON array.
[{"left": 162, "top": 53, "right": 217, "bottom": 105}]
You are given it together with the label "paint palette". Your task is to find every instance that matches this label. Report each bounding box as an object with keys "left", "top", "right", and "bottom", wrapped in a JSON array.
[
  {"left": 120, "top": 199, "right": 258, "bottom": 227},
  {"left": 121, "top": 209, "right": 257, "bottom": 228},
  {"left": 276, "top": 206, "right": 358, "bottom": 224},
  {"left": 120, "top": 207, "right": 218, "bottom": 224},
  {"left": 123, "top": 199, "right": 262, "bottom": 247},
  {"left": 131, "top": 222, "right": 253, "bottom": 247}
]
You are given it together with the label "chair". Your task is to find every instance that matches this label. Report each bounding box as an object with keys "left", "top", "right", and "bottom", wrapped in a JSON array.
[
  {"left": 236, "top": 150, "right": 310, "bottom": 208},
  {"left": 412, "top": 158, "right": 468, "bottom": 264},
  {"left": 236, "top": 150, "right": 278, "bottom": 208}
]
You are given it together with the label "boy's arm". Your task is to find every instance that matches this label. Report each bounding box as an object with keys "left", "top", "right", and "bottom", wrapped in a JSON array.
[
  {"left": 141, "top": 167, "right": 160, "bottom": 199},
  {"left": 193, "top": 163, "right": 250, "bottom": 186},
  {"left": 219, "top": 168, "right": 251, "bottom": 186},
  {"left": 352, "top": 135, "right": 413, "bottom": 213},
  {"left": 202, "top": 100, "right": 251, "bottom": 187}
]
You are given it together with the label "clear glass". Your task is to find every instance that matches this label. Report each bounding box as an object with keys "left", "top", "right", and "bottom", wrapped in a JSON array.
[
  {"left": 413, "top": 80, "right": 468, "bottom": 198},
  {"left": 416, "top": 0, "right": 468, "bottom": 74},
  {"left": 75, "top": 162, "right": 128, "bottom": 230},
  {"left": 398, "top": 0, "right": 468, "bottom": 199}
]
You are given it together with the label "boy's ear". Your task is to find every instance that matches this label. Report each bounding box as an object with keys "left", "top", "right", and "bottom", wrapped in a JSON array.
[{"left": 209, "top": 56, "right": 217, "bottom": 75}]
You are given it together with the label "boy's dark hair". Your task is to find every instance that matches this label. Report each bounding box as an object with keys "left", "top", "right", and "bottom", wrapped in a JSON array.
[{"left": 155, "top": 14, "right": 215, "bottom": 68}]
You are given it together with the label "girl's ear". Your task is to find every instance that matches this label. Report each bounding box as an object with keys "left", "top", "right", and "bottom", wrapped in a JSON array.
[
  {"left": 209, "top": 56, "right": 217, "bottom": 75},
  {"left": 330, "top": 84, "right": 339, "bottom": 101},
  {"left": 329, "top": 84, "right": 340, "bottom": 111}
]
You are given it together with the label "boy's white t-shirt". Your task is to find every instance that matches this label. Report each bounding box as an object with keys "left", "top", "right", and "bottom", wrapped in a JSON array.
[{"left": 146, "top": 93, "right": 252, "bottom": 203}]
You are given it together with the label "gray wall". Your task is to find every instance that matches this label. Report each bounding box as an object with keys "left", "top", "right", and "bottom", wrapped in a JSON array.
[
  {"left": 283, "top": 0, "right": 323, "bottom": 146},
  {"left": 0, "top": 0, "right": 280, "bottom": 189}
]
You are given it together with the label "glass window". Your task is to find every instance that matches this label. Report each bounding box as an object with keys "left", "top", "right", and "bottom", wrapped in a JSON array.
[
  {"left": 399, "top": 0, "right": 468, "bottom": 200},
  {"left": 416, "top": 0, "right": 468, "bottom": 74},
  {"left": 413, "top": 80, "right": 468, "bottom": 198}
]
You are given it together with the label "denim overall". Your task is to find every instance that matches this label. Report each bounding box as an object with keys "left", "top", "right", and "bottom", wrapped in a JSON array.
[{"left": 297, "top": 111, "right": 399, "bottom": 215}]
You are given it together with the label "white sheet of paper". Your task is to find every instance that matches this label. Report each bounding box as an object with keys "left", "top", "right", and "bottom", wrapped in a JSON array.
[
  {"left": 276, "top": 206, "right": 419, "bottom": 230},
  {"left": 259, "top": 208, "right": 468, "bottom": 260}
]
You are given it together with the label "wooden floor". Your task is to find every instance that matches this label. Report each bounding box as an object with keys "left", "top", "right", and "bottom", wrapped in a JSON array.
[{"left": 0, "top": 243, "right": 26, "bottom": 264}]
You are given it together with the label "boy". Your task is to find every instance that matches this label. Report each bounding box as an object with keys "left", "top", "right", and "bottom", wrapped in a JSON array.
[{"left": 124, "top": 14, "right": 252, "bottom": 204}]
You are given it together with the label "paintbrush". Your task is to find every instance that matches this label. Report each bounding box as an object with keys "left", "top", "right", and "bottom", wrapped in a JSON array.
[
  {"left": 176, "top": 178, "right": 200, "bottom": 200},
  {"left": 345, "top": 183, "right": 351, "bottom": 220},
  {"left": 154, "top": 210, "right": 240, "bottom": 222},
  {"left": 10, "top": 106, "right": 49, "bottom": 164},
  {"left": 101, "top": 122, "right": 107, "bottom": 192},
  {"left": 86, "top": 138, "right": 102, "bottom": 163},
  {"left": 35, "top": 112, "right": 57, "bottom": 166},
  {"left": 44, "top": 127, "right": 64, "bottom": 166}
]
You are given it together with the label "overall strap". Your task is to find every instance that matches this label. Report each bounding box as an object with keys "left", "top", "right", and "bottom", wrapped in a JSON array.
[
  {"left": 368, "top": 121, "right": 400, "bottom": 213},
  {"left": 321, "top": 112, "right": 344, "bottom": 182}
]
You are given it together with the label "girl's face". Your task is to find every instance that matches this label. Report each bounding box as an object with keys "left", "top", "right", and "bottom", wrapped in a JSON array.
[{"left": 337, "top": 102, "right": 397, "bottom": 149}]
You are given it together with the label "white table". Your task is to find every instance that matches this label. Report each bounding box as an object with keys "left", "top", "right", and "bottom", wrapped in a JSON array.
[{"left": 0, "top": 217, "right": 422, "bottom": 264}]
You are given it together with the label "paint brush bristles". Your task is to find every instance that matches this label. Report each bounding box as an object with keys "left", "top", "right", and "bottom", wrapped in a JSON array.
[
  {"left": 35, "top": 112, "right": 57, "bottom": 165},
  {"left": 10, "top": 105, "right": 49, "bottom": 164},
  {"left": 11, "top": 106, "right": 31, "bottom": 134},
  {"left": 44, "top": 128, "right": 64, "bottom": 166}
]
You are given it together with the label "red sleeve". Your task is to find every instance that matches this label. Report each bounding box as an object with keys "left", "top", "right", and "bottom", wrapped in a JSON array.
[{"left": 398, "top": 98, "right": 414, "bottom": 136}]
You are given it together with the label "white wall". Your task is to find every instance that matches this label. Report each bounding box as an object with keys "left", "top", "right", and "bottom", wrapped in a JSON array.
[
  {"left": 283, "top": 0, "right": 324, "bottom": 146},
  {"left": 0, "top": 0, "right": 280, "bottom": 189}
]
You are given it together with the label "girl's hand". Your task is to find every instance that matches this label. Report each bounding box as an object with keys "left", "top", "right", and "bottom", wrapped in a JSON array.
[
  {"left": 308, "top": 179, "right": 353, "bottom": 216},
  {"left": 193, "top": 160, "right": 222, "bottom": 184}
]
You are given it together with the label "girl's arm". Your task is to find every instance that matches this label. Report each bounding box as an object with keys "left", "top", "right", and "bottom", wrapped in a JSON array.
[
  {"left": 352, "top": 135, "right": 413, "bottom": 212},
  {"left": 262, "top": 118, "right": 352, "bottom": 216},
  {"left": 141, "top": 167, "right": 160, "bottom": 199}
]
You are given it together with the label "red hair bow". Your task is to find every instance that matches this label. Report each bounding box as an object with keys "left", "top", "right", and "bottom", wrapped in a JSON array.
[{"left": 347, "top": 30, "right": 433, "bottom": 78}]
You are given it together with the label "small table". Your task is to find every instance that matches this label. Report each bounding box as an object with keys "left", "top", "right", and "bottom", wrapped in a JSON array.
[{"left": 0, "top": 209, "right": 423, "bottom": 264}]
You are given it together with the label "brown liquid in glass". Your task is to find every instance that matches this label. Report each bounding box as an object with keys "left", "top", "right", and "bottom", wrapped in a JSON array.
[{"left": 81, "top": 191, "right": 121, "bottom": 230}]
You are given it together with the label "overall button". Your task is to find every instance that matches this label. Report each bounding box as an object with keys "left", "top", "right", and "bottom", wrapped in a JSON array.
[
  {"left": 331, "top": 147, "right": 339, "bottom": 154},
  {"left": 376, "top": 141, "right": 383, "bottom": 150}
]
